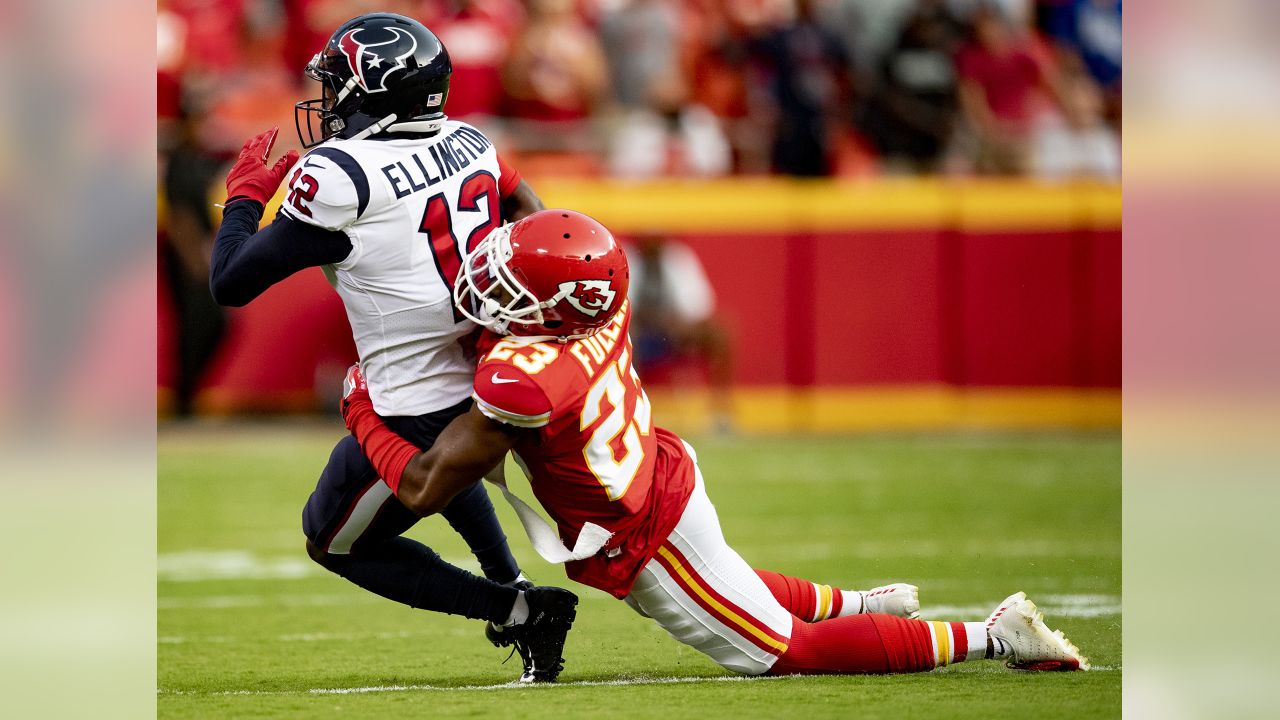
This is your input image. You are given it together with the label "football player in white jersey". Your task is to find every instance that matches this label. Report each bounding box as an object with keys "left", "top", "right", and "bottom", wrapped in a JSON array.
[{"left": 208, "top": 13, "right": 576, "bottom": 682}]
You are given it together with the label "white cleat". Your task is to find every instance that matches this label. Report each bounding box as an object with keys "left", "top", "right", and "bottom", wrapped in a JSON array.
[
  {"left": 986, "top": 591, "right": 1090, "bottom": 671},
  {"left": 861, "top": 583, "right": 920, "bottom": 619}
]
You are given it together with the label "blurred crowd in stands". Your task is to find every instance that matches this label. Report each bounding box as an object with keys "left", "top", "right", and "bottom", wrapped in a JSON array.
[
  {"left": 158, "top": 0, "right": 1120, "bottom": 417},
  {"left": 158, "top": 0, "right": 1121, "bottom": 181}
]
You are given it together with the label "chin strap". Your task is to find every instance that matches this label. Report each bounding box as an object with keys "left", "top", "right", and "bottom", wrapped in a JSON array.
[
  {"left": 345, "top": 113, "right": 447, "bottom": 142},
  {"left": 387, "top": 116, "right": 448, "bottom": 135},
  {"left": 333, "top": 76, "right": 360, "bottom": 107},
  {"left": 347, "top": 113, "right": 399, "bottom": 141}
]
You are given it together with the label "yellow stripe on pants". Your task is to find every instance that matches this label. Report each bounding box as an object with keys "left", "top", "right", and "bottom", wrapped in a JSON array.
[
  {"left": 931, "top": 621, "right": 950, "bottom": 666},
  {"left": 815, "top": 584, "right": 832, "bottom": 621},
  {"left": 656, "top": 546, "right": 789, "bottom": 654}
]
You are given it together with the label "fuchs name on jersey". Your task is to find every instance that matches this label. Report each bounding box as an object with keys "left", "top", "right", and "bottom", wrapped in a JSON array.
[
  {"left": 380, "top": 125, "right": 495, "bottom": 199},
  {"left": 567, "top": 299, "right": 630, "bottom": 376}
]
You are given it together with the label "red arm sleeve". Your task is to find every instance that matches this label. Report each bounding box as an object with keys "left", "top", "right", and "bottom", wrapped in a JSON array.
[
  {"left": 496, "top": 152, "right": 522, "bottom": 199},
  {"left": 342, "top": 394, "right": 420, "bottom": 494},
  {"left": 473, "top": 364, "right": 552, "bottom": 428}
]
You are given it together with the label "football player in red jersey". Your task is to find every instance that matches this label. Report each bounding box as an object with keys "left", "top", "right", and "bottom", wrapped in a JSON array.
[{"left": 340, "top": 209, "right": 1090, "bottom": 678}]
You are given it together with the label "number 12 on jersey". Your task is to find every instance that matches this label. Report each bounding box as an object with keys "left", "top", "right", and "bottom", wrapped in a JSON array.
[{"left": 419, "top": 170, "right": 501, "bottom": 321}]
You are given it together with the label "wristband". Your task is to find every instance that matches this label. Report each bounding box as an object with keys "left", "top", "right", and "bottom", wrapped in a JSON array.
[{"left": 344, "top": 397, "right": 418, "bottom": 494}]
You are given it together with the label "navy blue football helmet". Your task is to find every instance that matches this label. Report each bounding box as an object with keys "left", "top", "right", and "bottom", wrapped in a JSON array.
[{"left": 295, "top": 13, "right": 452, "bottom": 148}]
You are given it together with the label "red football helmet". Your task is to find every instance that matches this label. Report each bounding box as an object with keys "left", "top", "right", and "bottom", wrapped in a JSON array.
[{"left": 455, "top": 209, "right": 630, "bottom": 341}]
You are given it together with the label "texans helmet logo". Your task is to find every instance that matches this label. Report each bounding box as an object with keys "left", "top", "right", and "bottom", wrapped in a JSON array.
[
  {"left": 338, "top": 26, "right": 417, "bottom": 93},
  {"left": 558, "top": 280, "right": 616, "bottom": 318}
]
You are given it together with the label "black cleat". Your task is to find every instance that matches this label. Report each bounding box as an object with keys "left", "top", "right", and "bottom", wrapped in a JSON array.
[
  {"left": 487, "top": 586, "right": 578, "bottom": 683},
  {"left": 486, "top": 619, "right": 531, "bottom": 678},
  {"left": 485, "top": 578, "right": 536, "bottom": 678}
]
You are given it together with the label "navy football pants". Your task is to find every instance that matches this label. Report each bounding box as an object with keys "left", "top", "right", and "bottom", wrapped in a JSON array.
[{"left": 301, "top": 399, "right": 522, "bottom": 621}]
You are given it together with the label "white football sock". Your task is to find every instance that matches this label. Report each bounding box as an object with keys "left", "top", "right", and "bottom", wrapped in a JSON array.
[
  {"left": 503, "top": 590, "right": 529, "bottom": 627},
  {"left": 963, "top": 622, "right": 989, "bottom": 658}
]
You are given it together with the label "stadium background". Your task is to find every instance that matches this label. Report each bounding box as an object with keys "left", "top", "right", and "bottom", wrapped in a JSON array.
[{"left": 158, "top": 0, "right": 1121, "bottom": 433}]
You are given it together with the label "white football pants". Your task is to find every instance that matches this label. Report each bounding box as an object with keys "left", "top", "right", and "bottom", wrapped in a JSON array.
[{"left": 623, "top": 444, "right": 794, "bottom": 675}]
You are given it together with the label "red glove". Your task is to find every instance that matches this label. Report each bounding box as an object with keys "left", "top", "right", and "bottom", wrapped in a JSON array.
[
  {"left": 340, "top": 364, "right": 418, "bottom": 494},
  {"left": 224, "top": 127, "right": 299, "bottom": 206},
  {"left": 340, "top": 363, "right": 370, "bottom": 423}
]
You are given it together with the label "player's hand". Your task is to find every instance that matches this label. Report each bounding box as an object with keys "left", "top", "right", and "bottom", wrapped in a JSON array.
[
  {"left": 340, "top": 363, "right": 371, "bottom": 427},
  {"left": 225, "top": 127, "right": 299, "bottom": 206}
]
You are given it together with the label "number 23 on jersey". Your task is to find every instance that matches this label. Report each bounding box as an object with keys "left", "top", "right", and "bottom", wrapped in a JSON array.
[
  {"left": 580, "top": 350, "right": 653, "bottom": 501},
  {"left": 490, "top": 338, "right": 653, "bottom": 502}
]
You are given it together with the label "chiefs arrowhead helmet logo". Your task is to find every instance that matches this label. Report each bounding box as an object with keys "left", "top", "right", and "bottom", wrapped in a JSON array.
[
  {"left": 558, "top": 280, "right": 617, "bottom": 318},
  {"left": 337, "top": 26, "right": 418, "bottom": 94}
]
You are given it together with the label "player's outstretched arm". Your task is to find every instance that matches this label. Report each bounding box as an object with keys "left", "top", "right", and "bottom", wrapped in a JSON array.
[
  {"left": 209, "top": 128, "right": 352, "bottom": 306},
  {"left": 340, "top": 365, "right": 522, "bottom": 516},
  {"left": 210, "top": 204, "right": 355, "bottom": 306}
]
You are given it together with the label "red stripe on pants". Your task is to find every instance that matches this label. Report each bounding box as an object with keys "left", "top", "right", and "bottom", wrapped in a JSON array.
[
  {"left": 951, "top": 622, "right": 968, "bottom": 663},
  {"left": 655, "top": 544, "right": 789, "bottom": 656}
]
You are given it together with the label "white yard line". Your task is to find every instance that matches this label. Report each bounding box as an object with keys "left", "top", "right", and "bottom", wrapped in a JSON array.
[
  {"left": 160, "top": 666, "right": 1121, "bottom": 698},
  {"left": 158, "top": 550, "right": 474, "bottom": 582},
  {"left": 159, "top": 590, "right": 615, "bottom": 610},
  {"left": 159, "top": 593, "right": 383, "bottom": 609},
  {"left": 160, "top": 675, "right": 800, "bottom": 697},
  {"left": 312, "top": 674, "right": 799, "bottom": 694},
  {"left": 921, "top": 594, "right": 1121, "bottom": 620},
  {"left": 157, "top": 551, "right": 320, "bottom": 582},
  {"left": 160, "top": 630, "right": 432, "bottom": 645}
]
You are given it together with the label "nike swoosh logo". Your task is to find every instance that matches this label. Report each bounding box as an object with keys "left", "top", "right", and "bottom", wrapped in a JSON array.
[{"left": 491, "top": 373, "right": 519, "bottom": 384}]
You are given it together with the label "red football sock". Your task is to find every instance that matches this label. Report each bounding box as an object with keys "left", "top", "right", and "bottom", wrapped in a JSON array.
[
  {"left": 756, "top": 569, "right": 857, "bottom": 622},
  {"left": 769, "top": 614, "right": 939, "bottom": 675}
]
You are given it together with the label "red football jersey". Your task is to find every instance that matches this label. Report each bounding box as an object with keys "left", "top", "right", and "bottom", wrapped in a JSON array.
[{"left": 472, "top": 301, "right": 696, "bottom": 598}]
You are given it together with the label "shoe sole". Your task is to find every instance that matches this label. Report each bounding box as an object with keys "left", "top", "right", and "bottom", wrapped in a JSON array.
[{"left": 1003, "top": 598, "right": 1091, "bottom": 672}]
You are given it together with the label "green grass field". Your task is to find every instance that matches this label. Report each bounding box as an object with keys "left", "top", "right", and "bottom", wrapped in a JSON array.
[{"left": 158, "top": 424, "right": 1121, "bottom": 718}]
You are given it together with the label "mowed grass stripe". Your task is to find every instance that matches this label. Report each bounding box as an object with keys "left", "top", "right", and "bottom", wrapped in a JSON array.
[{"left": 159, "top": 428, "right": 1120, "bottom": 719}]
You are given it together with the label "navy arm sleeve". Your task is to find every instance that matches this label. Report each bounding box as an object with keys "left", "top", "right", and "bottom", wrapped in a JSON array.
[{"left": 209, "top": 200, "right": 354, "bottom": 307}]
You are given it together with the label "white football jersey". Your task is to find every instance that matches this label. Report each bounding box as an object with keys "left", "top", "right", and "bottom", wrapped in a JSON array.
[{"left": 279, "top": 120, "right": 521, "bottom": 416}]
